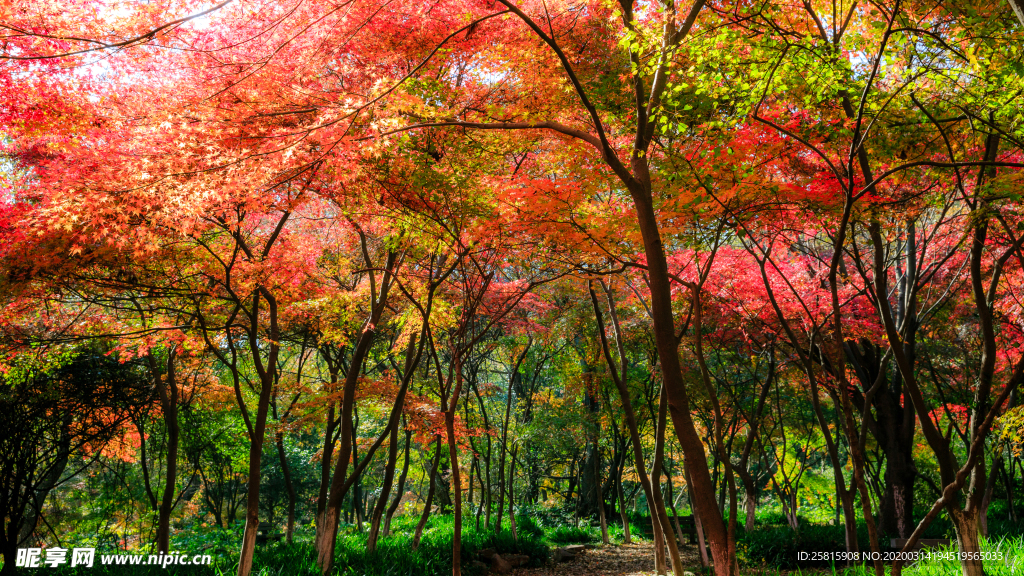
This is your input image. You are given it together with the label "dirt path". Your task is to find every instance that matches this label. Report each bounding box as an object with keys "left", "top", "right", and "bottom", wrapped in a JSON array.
[{"left": 512, "top": 542, "right": 706, "bottom": 576}]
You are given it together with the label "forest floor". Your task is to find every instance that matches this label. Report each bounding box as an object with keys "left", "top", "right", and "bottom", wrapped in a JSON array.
[
  {"left": 511, "top": 542, "right": 706, "bottom": 576},
  {"left": 510, "top": 542, "right": 840, "bottom": 576}
]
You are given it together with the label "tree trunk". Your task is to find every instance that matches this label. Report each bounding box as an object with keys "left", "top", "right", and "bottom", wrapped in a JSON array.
[
  {"left": 236, "top": 388, "right": 274, "bottom": 576},
  {"left": 999, "top": 458, "right": 1016, "bottom": 523},
  {"left": 651, "top": 388, "right": 685, "bottom": 575},
  {"left": 1011, "top": 0, "right": 1024, "bottom": 28},
  {"left": 383, "top": 428, "right": 412, "bottom": 537},
  {"left": 445, "top": 408, "right": 465, "bottom": 576},
  {"left": 351, "top": 411, "right": 364, "bottom": 532},
  {"left": 882, "top": 437, "right": 917, "bottom": 538},
  {"left": 589, "top": 283, "right": 680, "bottom": 574},
  {"left": 236, "top": 291, "right": 282, "bottom": 576},
  {"left": 687, "top": 286, "right": 740, "bottom": 574},
  {"left": 978, "top": 458, "right": 998, "bottom": 537},
  {"left": 472, "top": 453, "right": 484, "bottom": 530},
  {"left": 839, "top": 486, "right": 858, "bottom": 557},
  {"left": 315, "top": 396, "right": 338, "bottom": 540},
  {"left": 508, "top": 445, "right": 519, "bottom": 542},
  {"left": 592, "top": 439, "right": 608, "bottom": 545},
  {"left": 315, "top": 252, "right": 397, "bottom": 574},
  {"left": 616, "top": 453, "right": 632, "bottom": 544},
  {"left": 367, "top": 417, "right": 401, "bottom": 551},
  {"left": 627, "top": 193, "right": 733, "bottom": 575},
  {"left": 275, "top": 432, "right": 297, "bottom": 544},
  {"left": 497, "top": 346, "right": 528, "bottom": 530},
  {"left": 739, "top": 471, "right": 757, "bottom": 533},
  {"left": 949, "top": 508, "right": 984, "bottom": 576},
  {"left": 685, "top": 466, "right": 710, "bottom": 568},
  {"left": 735, "top": 349, "right": 774, "bottom": 534},
  {"left": 143, "top": 347, "right": 180, "bottom": 555},
  {"left": 413, "top": 436, "right": 443, "bottom": 549},
  {"left": 664, "top": 465, "right": 687, "bottom": 546}
]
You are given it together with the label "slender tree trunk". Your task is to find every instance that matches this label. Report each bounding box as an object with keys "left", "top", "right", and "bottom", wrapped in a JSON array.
[
  {"left": 471, "top": 376, "right": 494, "bottom": 531},
  {"left": 685, "top": 466, "right": 710, "bottom": 568},
  {"left": 275, "top": 432, "right": 297, "bottom": 544},
  {"left": 1000, "top": 458, "right": 1016, "bottom": 523},
  {"left": 367, "top": 421, "right": 400, "bottom": 551},
  {"left": 735, "top": 349, "right": 773, "bottom": 533},
  {"left": 468, "top": 452, "right": 475, "bottom": 507},
  {"left": 384, "top": 428, "right": 412, "bottom": 537},
  {"left": 591, "top": 437, "right": 608, "bottom": 545},
  {"left": 316, "top": 396, "right": 338, "bottom": 539},
  {"left": 473, "top": 455, "right": 484, "bottom": 530},
  {"left": 315, "top": 252, "right": 397, "bottom": 574},
  {"left": 484, "top": 429, "right": 492, "bottom": 529},
  {"left": 237, "top": 394, "right": 272, "bottom": 576},
  {"left": 836, "top": 382, "right": 884, "bottom": 576},
  {"left": 664, "top": 465, "right": 687, "bottom": 546},
  {"left": 589, "top": 283, "right": 679, "bottom": 574},
  {"left": 739, "top": 471, "right": 757, "bottom": 533},
  {"left": 651, "top": 387, "right": 685, "bottom": 575},
  {"left": 445, "top": 407, "right": 465, "bottom": 576},
  {"left": 236, "top": 291, "right": 282, "bottom": 576},
  {"left": 364, "top": 334, "right": 422, "bottom": 550},
  {"left": 145, "top": 348, "right": 180, "bottom": 555},
  {"left": 626, "top": 194, "right": 733, "bottom": 575},
  {"left": 615, "top": 445, "right": 632, "bottom": 544},
  {"left": 351, "top": 409, "right": 364, "bottom": 532},
  {"left": 687, "top": 286, "right": 740, "bottom": 574},
  {"left": 508, "top": 445, "right": 519, "bottom": 542},
  {"left": 978, "top": 457, "right": 998, "bottom": 537},
  {"left": 413, "top": 436, "right": 443, "bottom": 549}
]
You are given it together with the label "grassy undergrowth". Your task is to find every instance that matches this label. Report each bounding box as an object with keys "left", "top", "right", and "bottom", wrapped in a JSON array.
[
  {"left": 9, "top": 514, "right": 1022, "bottom": 575},
  {"left": 7, "top": 515, "right": 549, "bottom": 576}
]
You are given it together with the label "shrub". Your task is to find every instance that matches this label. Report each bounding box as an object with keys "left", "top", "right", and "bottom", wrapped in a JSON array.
[
  {"left": 546, "top": 525, "right": 599, "bottom": 544},
  {"left": 740, "top": 523, "right": 868, "bottom": 569}
]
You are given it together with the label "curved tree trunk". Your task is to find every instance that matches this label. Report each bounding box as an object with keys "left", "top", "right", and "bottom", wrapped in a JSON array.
[
  {"left": 626, "top": 190, "right": 733, "bottom": 575},
  {"left": 383, "top": 428, "right": 412, "bottom": 537},
  {"left": 315, "top": 395, "right": 339, "bottom": 546},
  {"left": 367, "top": 419, "right": 400, "bottom": 552},
  {"left": 315, "top": 251, "right": 398, "bottom": 574},
  {"left": 589, "top": 282, "right": 682, "bottom": 575},
  {"left": 413, "top": 436, "right": 443, "bottom": 549},
  {"left": 235, "top": 290, "right": 283, "bottom": 576},
  {"left": 684, "top": 466, "right": 710, "bottom": 568},
  {"left": 650, "top": 386, "right": 685, "bottom": 575}
]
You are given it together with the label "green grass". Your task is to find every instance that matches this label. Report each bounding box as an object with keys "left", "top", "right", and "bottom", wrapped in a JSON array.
[
  {"left": 6, "top": 515, "right": 549, "bottom": 576},
  {"left": 9, "top": 512, "right": 1022, "bottom": 575}
]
